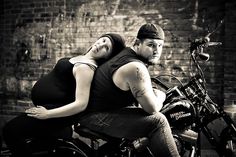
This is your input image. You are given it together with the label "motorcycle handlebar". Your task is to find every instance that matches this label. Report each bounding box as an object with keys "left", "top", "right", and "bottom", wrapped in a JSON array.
[
  {"left": 190, "top": 37, "right": 222, "bottom": 49},
  {"left": 190, "top": 37, "right": 222, "bottom": 61},
  {"left": 208, "top": 42, "right": 222, "bottom": 46},
  {"left": 190, "top": 37, "right": 209, "bottom": 50},
  {"left": 190, "top": 19, "right": 224, "bottom": 52}
]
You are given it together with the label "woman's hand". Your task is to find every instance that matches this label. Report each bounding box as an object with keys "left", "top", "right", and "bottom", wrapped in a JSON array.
[{"left": 25, "top": 106, "right": 50, "bottom": 119}]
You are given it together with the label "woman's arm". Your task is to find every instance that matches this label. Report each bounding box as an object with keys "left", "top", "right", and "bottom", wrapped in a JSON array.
[{"left": 26, "top": 64, "right": 95, "bottom": 119}]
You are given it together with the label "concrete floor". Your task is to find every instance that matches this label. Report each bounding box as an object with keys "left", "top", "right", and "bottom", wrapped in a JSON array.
[
  {"left": 0, "top": 149, "right": 221, "bottom": 157},
  {"left": 182, "top": 149, "right": 219, "bottom": 157},
  {"left": 201, "top": 150, "right": 219, "bottom": 157}
]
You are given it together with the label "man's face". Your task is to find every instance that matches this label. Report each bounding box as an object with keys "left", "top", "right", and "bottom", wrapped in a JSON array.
[{"left": 138, "top": 38, "right": 164, "bottom": 64}]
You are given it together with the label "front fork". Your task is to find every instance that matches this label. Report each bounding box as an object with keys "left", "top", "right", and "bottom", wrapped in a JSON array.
[
  {"left": 219, "top": 110, "right": 236, "bottom": 156},
  {"left": 196, "top": 107, "right": 236, "bottom": 156}
]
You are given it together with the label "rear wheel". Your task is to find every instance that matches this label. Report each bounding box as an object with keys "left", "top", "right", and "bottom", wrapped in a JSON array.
[{"left": 27, "top": 138, "right": 91, "bottom": 157}]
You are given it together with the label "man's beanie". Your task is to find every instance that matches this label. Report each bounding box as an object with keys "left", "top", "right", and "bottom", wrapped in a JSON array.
[
  {"left": 100, "top": 33, "right": 126, "bottom": 58},
  {"left": 137, "top": 23, "right": 165, "bottom": 40}
]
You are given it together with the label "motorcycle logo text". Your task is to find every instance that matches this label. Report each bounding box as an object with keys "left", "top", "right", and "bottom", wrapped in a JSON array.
[{"left": 170, "top": 111, "right": 191, "bottom": 120}]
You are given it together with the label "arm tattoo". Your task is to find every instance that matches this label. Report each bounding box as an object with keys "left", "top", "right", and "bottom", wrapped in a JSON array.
[
  {"left": 136, "top": 68, "right": 145, "bottom": 82},
  {"left": 132, "top": 68, "right": 146, "bottom": 98},
  {"left": 132, "top": 87, "right": 145, "bottom": 98}
]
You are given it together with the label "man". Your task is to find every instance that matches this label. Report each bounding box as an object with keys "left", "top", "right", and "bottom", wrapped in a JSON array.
[{"left": 79, "top": 23, "right": 180, "bottom": 157}]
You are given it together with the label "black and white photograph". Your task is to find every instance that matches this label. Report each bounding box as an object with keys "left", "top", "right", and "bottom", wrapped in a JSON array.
[{"left": 0, "top": 0, "right": 236, "bottom": 156}]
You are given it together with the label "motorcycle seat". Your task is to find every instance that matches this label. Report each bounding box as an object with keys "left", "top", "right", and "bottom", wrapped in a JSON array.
[{"left": 74, "top": 125, "right": 120, "bottom": 142}]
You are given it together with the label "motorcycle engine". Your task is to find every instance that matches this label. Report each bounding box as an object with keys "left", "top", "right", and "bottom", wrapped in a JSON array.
[
  {"left": 161, "top": 97, "right": 196, "bottom": 129},
  {"left": 173, "top": 129, "right": 198, "bottom": 156}
]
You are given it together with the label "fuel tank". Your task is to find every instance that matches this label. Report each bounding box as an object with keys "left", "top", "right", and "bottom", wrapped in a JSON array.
[{"left": 161, "top": 97, "right": 196, "bottom": 129}]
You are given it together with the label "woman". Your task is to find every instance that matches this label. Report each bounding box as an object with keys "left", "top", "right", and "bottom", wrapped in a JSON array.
[
  {"left": 3, "top": 33, "right": 126, "bottom": 157},
  {"left": 27, "top": 33, "right": 125, "bottom": 119}
]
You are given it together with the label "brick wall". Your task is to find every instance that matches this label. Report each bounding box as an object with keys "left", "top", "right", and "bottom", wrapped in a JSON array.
[
  {"left": 0, "top": 0, "right": 236, "bottom": 145},
  {"left": 224, "top": 1, "right": 236, "bottom": 106}
]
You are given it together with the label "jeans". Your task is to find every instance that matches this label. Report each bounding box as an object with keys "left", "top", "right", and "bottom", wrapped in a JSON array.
[{"left": 79, "top": 107, "right": 180, "bottom": 157}]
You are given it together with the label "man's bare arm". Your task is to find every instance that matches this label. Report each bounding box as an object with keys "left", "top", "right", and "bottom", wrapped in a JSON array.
[{"left": 125, "top": 62, "right": 165, "bottom": 114}]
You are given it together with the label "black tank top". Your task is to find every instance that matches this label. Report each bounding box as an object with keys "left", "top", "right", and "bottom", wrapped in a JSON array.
[
  {"left": 31, "top": 57, "right": 96, "bottom": 109},
  {"left": 87, "top": 47, "right": 146, "bottom": 112},
  {"left": 31, "top": 58, "right": 76, "bottom": 108}
]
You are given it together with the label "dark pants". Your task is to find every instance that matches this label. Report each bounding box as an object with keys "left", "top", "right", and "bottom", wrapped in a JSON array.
[
  {"left": 3, "top": 107, "right": 180, "bottom": 157},
  {"left": 2, "top": 113, "right": 77, "bottom": 157},
  {"left": 78, "top": 107, "right": 180, "bottom": 157}
]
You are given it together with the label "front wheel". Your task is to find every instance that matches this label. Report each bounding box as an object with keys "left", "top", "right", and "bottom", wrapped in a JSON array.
[{"left": 219, "top": 127, "right": 236, "bottom": 157}]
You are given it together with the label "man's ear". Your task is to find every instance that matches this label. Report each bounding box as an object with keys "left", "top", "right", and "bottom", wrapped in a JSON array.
[{"left": 134, "top": 38, "right": 141, "bottom": 46}]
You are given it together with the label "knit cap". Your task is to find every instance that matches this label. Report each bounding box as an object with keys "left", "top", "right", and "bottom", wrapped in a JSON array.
[
  {"left": 137, "top": 23, "right": 165, "bottom": 40},
  {"left": 100, "top": 33, "right": 126, "bottom": 58}
]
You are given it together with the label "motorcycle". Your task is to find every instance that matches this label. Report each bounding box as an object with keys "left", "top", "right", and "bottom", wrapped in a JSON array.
[
  {"left": 151, "top": 20, "right": 236, "bottom": 157},
  {"left": 3, "top": 20, "right": 235, "bottom": 157}
]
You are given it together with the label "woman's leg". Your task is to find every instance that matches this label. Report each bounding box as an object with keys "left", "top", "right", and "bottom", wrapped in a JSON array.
[
  {"left": 79, "top": 107, "right": 180, "bottom": 157},
  {"left": 3, "top": 113, "right": 73, "bottom": 157}
]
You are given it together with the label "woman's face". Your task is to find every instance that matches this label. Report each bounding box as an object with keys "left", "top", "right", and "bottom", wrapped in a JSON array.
[{"left": 90, "top": 36, "right": 113, "bottom": 59}]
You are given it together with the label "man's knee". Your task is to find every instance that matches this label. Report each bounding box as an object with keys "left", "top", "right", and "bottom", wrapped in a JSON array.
[{"left": 151, "top": 112, "right": 169, "bottom": 127}]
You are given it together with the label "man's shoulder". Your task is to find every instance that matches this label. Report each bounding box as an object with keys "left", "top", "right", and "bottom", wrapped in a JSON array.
[
  {"left": 119, "top": 61, "right": 148, "bottom": 74},
  {"left": 124, "top": 61, "right": 146, "bottom": 67}
]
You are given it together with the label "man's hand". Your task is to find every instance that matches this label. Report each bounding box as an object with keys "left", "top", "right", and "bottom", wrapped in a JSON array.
[
  {"left": 153, "top": 88, "right": 166, "bottom": 104},
  {"left": 25, "top": 106, "right": 50, "bottom": 119}
]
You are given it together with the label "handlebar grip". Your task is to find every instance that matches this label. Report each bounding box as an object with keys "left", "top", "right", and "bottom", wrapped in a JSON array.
[{"left": 208, "top": 42, "right": 222, "bottom": 46}]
